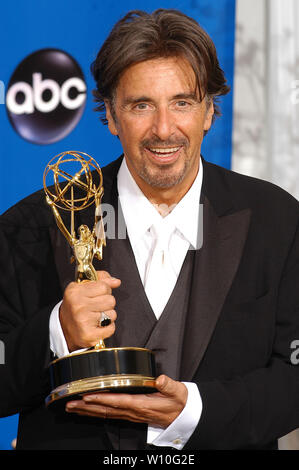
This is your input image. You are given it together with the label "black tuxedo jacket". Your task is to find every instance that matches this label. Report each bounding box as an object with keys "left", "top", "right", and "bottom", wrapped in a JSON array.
[{"left": 0, "top": 156, "right": 298, "bottom": 450}]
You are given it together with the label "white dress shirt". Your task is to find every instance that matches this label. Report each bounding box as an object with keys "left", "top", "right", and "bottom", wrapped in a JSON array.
[{"left": 49, "top": 157, "right": 203, "bottom": 449}]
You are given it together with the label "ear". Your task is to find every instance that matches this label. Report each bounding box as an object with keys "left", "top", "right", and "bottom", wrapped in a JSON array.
[
  {"left": 105, "top": 100, "right": 118, "bottom": 136},
  {"left": 204, "top": 101, "right": 214, "bottom": 131}
]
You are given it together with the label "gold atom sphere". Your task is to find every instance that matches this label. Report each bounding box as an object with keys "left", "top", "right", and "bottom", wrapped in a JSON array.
[{"left": 43, "top": 151, "right": 103, "bottom": 211}]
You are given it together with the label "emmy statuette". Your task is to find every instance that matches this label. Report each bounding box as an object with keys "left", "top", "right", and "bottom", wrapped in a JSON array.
[{"left": 43, "top": 151, "right": 156, "bottom": 408}]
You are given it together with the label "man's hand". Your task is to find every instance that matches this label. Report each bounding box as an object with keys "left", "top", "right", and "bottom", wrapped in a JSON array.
[
  {"left": 65, "top": 374, "right": 188, "bottom": 428},
  {"left": 59, "top": 271, "right": 121, "bottom": 352}
]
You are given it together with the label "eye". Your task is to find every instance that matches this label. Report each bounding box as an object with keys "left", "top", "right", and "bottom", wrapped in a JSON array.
[
  {"left": 176, "top": 100, "right": 189, "bottom": 107},
  {"left": 133, "top": 102, "right": 149, "bottom": 110}
]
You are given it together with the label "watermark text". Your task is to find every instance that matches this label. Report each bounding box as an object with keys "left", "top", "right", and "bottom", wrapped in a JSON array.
[
  {"left": 290, "top": 340, "right": 299, "bottom": 365},
  {"left": 0, "top": 340, "right": 5, "bottom": 364}
]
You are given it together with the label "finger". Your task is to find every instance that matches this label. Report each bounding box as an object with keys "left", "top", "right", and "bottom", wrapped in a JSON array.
[
  {"left": 79, "top": 394, "right": 167, "bottom": 426},
  {"left": 81, "top": 393, "right": 157, "bottom": 419},
  {"left": 84, "top": 281, "right": 114, "bottom": 297},
  {"left": 97, "top": 309, "right": 117, "bottom": 328},
  {"left": 82, "top": 391, "right": 167, "bottom": 421},
  {"left": 65, "top": 401, "right": 140, "bottom": 422},
  {"left": 75, "top": 310, "right": 117, "bottom": 344},
  {"left": 98, "top": 309, "right": 117, "bottom": 323},
  {"left": 75, "top": 308, "right": 117, "bottom": 328},
  {"left": 65, "top": 280, "right": 112, "bottom": 298},
  {"left": 66, "top": 400, "right": 106, "bottom": 417},
  {"left": 86, "top": 322, "right": 116, "bottom": 346},
  {"left": 86, "top": 294, "right": 117, "bottom": 312},
  {"left": 94, "top": 309, "right": 117, "bottom": 328},
  {"left": 96, "top": 270, "right": 112, "bottom": 281},
  {"left": 97, "top": 271, "right": 121, "bottom": 286},
  {"left": 155, "top": 374, "right": 186, "bottom": 398},
  {"left": 85, "top": 278, "right": 120, "bottom": 297},
  {"left": 82, "top": 392, "right": 135, "bottom": 408},
  {"left": 66, "top": 399, "right": 120, "bottom": 416},
  {"left": 79, "top": 392, "right": 180, "bottom": 427}
]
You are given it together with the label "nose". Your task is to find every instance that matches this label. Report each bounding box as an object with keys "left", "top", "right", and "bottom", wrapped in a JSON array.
[{"left": 151, "top": 106, "right": 175, "bottom": 141}]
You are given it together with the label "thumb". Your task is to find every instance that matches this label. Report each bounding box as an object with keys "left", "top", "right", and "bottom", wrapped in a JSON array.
[
  {"left": 155, "top": 374, "right": 180, "bottom": 397},
  {"left": 97, "top": 270, "right": 121, "bottom": 286}
]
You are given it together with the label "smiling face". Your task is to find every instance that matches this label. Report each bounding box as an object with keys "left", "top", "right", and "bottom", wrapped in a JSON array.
[{"left": 106, "top": 56, "right": 214, "bottom": 205}]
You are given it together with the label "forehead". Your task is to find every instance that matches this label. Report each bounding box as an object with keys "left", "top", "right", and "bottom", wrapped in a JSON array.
[{"left": 115, "top": 56, "right": 197, "bottom": 99}]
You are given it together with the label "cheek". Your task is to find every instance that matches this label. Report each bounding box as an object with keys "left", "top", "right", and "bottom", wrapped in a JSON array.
[
  {"left": 180, "top": 123, "right": 204, "bottom": 146},
  {"left": 117, "top": 129, "right": 143, "bottom": 160},
  {"left": 119, "top": 119, "right": 151, "bottom": 148},
  {"left": 177, "top": 111, "right": 205, "bottom": 134}
]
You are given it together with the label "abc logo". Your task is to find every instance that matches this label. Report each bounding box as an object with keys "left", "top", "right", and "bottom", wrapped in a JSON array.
[{"left": 6, "top": 49, "right": 86, "bottom": 145}]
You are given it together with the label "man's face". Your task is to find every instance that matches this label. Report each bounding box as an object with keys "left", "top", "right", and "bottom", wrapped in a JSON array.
[{"left": 106, "top": 56, "right": 214, "bottom": 202}]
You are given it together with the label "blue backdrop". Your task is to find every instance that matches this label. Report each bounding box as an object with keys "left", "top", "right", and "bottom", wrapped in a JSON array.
[{"left": 0, "top": 0, "right": 235, "bottom": 449}]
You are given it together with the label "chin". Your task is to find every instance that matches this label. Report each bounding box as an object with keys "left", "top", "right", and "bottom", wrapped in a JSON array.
[{"left": 140, "top": 168, "right": 187, "bottom": 189}]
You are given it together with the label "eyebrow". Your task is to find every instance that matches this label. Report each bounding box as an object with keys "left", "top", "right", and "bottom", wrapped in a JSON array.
[
  {"left": 172, "top": 93, "right": 199, "bottom": 101},
  {"left": 122, "top": 96, "right": 152, "bottom": 106},
  {"left": 121, "top": 92, "right": 199, "bottom": 106}
]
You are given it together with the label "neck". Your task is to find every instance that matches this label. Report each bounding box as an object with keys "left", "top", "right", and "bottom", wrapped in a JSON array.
[{"left": 146, "top": 186, "right": 190, "bottom": 215}]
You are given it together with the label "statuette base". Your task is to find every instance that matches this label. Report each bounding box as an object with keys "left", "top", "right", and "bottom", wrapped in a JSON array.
[{"left": 45, "top": 347, "right": 157, "bottom": 408}]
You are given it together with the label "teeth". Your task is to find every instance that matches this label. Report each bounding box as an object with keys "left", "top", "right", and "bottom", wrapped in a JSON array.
[{"left": 149, "top": 147, "right": 180, "bottom": 154}]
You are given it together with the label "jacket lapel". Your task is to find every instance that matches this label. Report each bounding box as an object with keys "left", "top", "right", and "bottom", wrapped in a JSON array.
[{"left": 180, "top": 160, "right": 252, "bottom": 381}]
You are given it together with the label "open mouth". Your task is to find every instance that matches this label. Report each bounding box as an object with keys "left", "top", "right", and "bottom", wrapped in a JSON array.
[{"left": 144, "top": 146, "right": 183, "bottom": 163}]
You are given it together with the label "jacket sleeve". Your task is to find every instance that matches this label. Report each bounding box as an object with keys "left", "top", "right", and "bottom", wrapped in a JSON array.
[
  {"left": 0, "top": 201, "right": 62, "bottom": 416},
  {"left": 186, "top": 217, "right": 299, "bottom": 449}
]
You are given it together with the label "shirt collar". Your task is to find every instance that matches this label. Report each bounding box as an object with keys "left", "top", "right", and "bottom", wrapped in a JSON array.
[{"left": 117, "top": 157, "right": 203, "bottom": 248}]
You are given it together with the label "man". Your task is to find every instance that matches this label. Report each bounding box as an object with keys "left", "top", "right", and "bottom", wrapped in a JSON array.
[{"left": 0, "top": 9, "right": 299, "bottom": 450}]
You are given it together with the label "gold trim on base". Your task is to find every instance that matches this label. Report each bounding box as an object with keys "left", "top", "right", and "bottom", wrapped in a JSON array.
[
  {"left": 45, "top": 374, "right": 156, "bottom": 407},
  {"left": 50, "top": 346, "right": 154, "bottom": 365}
]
